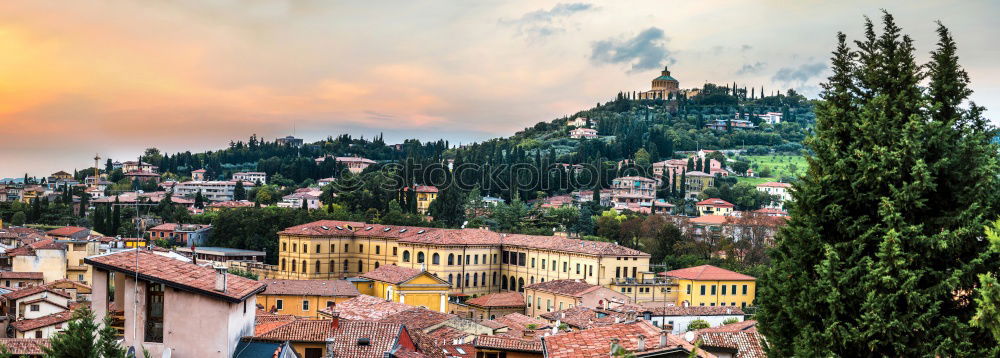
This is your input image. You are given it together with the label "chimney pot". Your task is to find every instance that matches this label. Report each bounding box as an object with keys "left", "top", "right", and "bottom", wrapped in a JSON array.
[
  {"left": 214, "top": 266, "right": 227, "bottom": 292},
  {"left": 637, "top": 334, "right": 646, "bottom": 352},
  {"left": 330, "top": 312, "right": 340, "bottom": 331},
  {"left": 659, "top": 329, "right": 668, "bottom": 348}
]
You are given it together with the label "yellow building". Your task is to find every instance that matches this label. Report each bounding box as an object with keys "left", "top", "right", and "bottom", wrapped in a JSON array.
[
  {"left": 524, "top": 279, "right": 628, "bottom": 318},
  {"left": 607, "top": 271, "right": 678, "bottom": 304},
  {"left": 257, "top": 279, "right": 360, "bottom": 318},
  {"left": 684, "top": 171, "right": 714, "bottom": 199},
  {"left": 695, "top": 198, "right": 735, "bottom": 216},
  {"left": 661, "top": 265, "right": 756, "bottom": 308},
  {"left": 266, "top": 220, "right": 651, "bottom": 302},
  {"left": 412, "top": 185, "right": 438, "bottom": 215},
  {"left": 356, "top": 264, "right": 451, "bottom": 312}
]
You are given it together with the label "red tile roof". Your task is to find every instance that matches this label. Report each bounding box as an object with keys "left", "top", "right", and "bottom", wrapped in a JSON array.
[
  {"left": 689, "top": 215, "right": 730, "bottom": 225},
  {"left": 360, "top": 265, "right": 424, "bottom": 285},
  {"left": 378, "top": 307, "right": 454, "bottom": 331},
  {"left": 474, "top": 335, "right": 542, "bottom": 353},
  {"left": 693, "top": 320, "right": 764, "bottom": 358},
  {"left": 539, "top": 306, "right": 624, "bottom": 329},
  {"left": 0, "top": 338, "right": 50, "bottom": 355},
  {"left": 524, "top": 279, "right": 602, "bottom": 297},
  {"left": 635, "top": 303, "right": 745, "bottom": 316},
  {"left": 255, "top": 319, "right": 414, "bottom": 358},
  {"left": 11, "top": 310, "right": 72, "bottom": 332},
  {"left": 465, "top": 292, "right": 524, "bottom": 308},
  {"left": 0, "top": 272, "right": 44, "bottom": 280},
  {"left": 696, "top": 198, "right": 735, "bottom": 208},
  {"left": 326, "top": 295, "right": 415, "bottom": 321},
  {"left": 85, "top": 250, "right": 265, "bottom": 302},
  {"left": 542, "top": 320, "right": 714, "bottom": 358},
  {"left": 2, "top": 285, "right": 71, "bottom": 301},
  {"left": 660, "top": 265, "right": 756, "bottom": 281},
  {"left": 260, "top": 279, "right": 359, "bottom": 297},
  {"left": 756, "top": 181, "right": 791, "bottom": 188},
  {"left": 45, "top": 226, "right": 88, "bottom": 237},
  {"left": 492, "top": 313, "right": 549, "bottom": 333}
]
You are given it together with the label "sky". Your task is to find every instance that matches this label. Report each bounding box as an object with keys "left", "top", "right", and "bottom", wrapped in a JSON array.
[{"left": 1, "top": 0, "right": 998, "bottom": 177}]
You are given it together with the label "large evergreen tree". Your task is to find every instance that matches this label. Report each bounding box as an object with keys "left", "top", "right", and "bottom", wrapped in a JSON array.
[{"left": 757, "top": 13, "right": 1000, "bottom": 356}]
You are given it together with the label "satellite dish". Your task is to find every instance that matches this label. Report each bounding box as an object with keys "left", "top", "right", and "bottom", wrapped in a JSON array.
[
  {"left": 683, "top": 331, "right": 695, "bottom": 342},
  {"left": 161, "top": 348, "right": 172, "bottom": 358}
]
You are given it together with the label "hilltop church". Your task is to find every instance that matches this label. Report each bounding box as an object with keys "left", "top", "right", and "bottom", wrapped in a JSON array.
[{"left": 638, "top": 66, "right": 680, "bottom": 100}]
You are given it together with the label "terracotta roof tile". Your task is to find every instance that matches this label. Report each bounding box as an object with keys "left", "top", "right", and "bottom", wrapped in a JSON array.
[
  {"left": 327, "top": 295, "right": 415, "bottom": 321},
  {"left": 465, "top": 292, "right": 524, "bottom": 308},
  {"left": 0, "top": 272, "right": 44, "bottom": 280},
  {"left": 693, "top": 320, "right": 764, "bottom": 358},
  {"left": 492, "top": 313, "right": 549, "bottom": 332},
  {"left": 360, "top": 265, "right": 423, "bottom": 284},
  {"left": 542, "top": 320, "right": 714, "bottom": 358},
  {"left": 45, "top": 226, "right": 89, "bottom": 237},
  {"left": 540, "top": 306, "right": 625, "bottom": 329},
  {"left": 635, "top": 303, "right": 745, "bottom": 316},
  {"left": 660, "top": 265, "right": 756, "bottom": 281},
  {"left": 2, "top": 285, "right": 71, "bottom": 301},
  {"left": 378, "top": 308, "right": 454, "bottom": 331},
  {"left": 260, "top": 279, "right": 359, "bottom": 297},
  {"left": 474, "top": 335, "right": 542, "bottom": 353},
  {"left": 255, "top": 319, "right": 410, "bottom": 358},
  {"left": 11, "top": 310, "right": 72, "bottom": 332},
  {"left": 756, "top": 181, "right": 791, "bottom": 188},
  {"left": 85, "top": 249, "right": 265, "bottom": 302},
  {"left": 0, "top": 338, "right": 50, "bottom": 355},
  {"left": 524, "top": 279, "right": 602, "bottom": 297}
]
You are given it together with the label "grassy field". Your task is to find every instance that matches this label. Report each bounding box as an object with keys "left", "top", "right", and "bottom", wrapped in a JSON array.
[
  {"left": 741, "top": 154, "right": 807, "bottom": 180},
  {"left": 736, "top": 176, "right": 778, "bottom": 185}
]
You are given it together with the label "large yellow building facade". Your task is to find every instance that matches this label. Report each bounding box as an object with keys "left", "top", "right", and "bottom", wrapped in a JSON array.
[
  {"left": 661, "top": 265, "right": 756, "bottom": 308},
  {"left": 261, "top": 220, "right": 651, "bottom": 302},
  {"left": 355, "top": 265, "right": 452, "bottom": 312}
]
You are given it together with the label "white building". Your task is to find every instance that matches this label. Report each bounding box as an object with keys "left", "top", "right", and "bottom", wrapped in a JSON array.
[
  {"left": 568, "top": 117, "right": 590, "bottom": 127},
  {"left": 637, "top": 305, "right": 745, "bottom": 334},
  {"left": 232, "top": 172, "right": 267, "bottom": 185},
  {"left": 570, "top": 127, "right": 598, "bottom": 139},
  {"left": 756, "top": 181, "right": 792, "bottom": 210},
  {"left": 756, "top": 112, "right": 782, "bottom": 125},
  {"left": 173, "top": 181, "right": 254, "bottom": 202},
  {"left": 277, "top": 189, "right": 323, "bottom": 210}
]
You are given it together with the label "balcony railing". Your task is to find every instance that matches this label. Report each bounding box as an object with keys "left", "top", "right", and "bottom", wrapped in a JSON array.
[{"left": 611, "top": 277, "right": 676, "bottom": 286}]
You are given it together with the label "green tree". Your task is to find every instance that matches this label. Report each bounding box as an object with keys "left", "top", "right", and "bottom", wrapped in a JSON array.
[
  {"left": 43, "top": 306, "right": 124, "bottom": 357},
  {"left": 687, "top": 319, "right": 710, "bottom": 331},
  {"left": 10, "top": 211, "right": 25, "bottom": 226},
  {"left": 758, "top": 14, "right": 1000, "bottom": 356},
  {"left": 972, "top": 219, "right": 1000, "bottom": 341},
  {"left": 194, "top": 190, "right": 205, "bottom": 209},
  {"left": 233, "top": 181, "right": 246, "bottom": 201}
]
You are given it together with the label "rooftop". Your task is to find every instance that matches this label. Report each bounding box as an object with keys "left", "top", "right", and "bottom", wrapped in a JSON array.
[
  {"left": 326, "top": 295, "right": 415, "bottom": 321},
  {"left": 465, "top": 292, "right": 525, "bottom": 308},
  {"left": 542, "top": 320, "right": 712, "bottom": 358},
  {"left": 254, "top": 319, "right": 415, "bottom": 358},
  {"left": 0, "top": 271, "right": 44, "bottom": 280},
  {"left": 359, "top": 264, "right": 424, "bottom": 285},
  {"left": 636, "top": 303, "right": 745, "bottom": 316},
  {"left": 11, "top": 310, "right": 72, "bottom": 332},
  {"left": 2, "top": 285, "right": 71, "bottom": 301},
  {"left": 659, "top": 265, "right": 756, "bottom": 281},
  {"left": 692, "top": 320, "right": 764, "bottom": 358},
  {"left": 524, "top": 279, "right": 602, "bottom": 297},
  {"left": 474, "top": 335, "right": 542, "bottom": 353},
  {"left": 45, "top": 226, "right": 89, "bottom": 237},
  {"left": 175, "top": 246, "right": 266, "bottom": 256},
  {"left": 0, "top": 338, "right": 50, "bottom": 355},
  {"left": 260, "top": 279, "right": 359, "bottom": 297},
  {"left": 85, "top": 249, "right": 265, "bottom": 302},
  {"left": 696, "top": 198, "right": 735, "bottom": 208},
  {"left": 756, "top": 181, "right": 792, "bottom": 188}
]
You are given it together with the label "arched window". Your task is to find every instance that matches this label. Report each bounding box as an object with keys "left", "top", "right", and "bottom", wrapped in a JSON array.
[
  {"left": 329, "top": 260, "right": 335, "bottom": 273},
  {"left": 492, "top": 272, "right": 497, "bottom": 286},
  {"left": 417, "top": 252, "right": 425, "bottom": 264},
  {"left": 447, "top": 254, "right": 454, "bottom": 266},
  {"left": 509, "top": 277, "right": 516, "bottom": 291},
  {"left": 473, "top": 273, "right": 478, "bottom": 287},
  {"left": 448, "top": 274, "right": 453, "bottom": 285},
  {"left": 374, "top": 262, "right": 380, "bottom": 269},
  {"left": 465, "top": 273, "right": 470, "bottom": 287},
  {"left": 358, "top": 260, "right": 363, "bottom": 272},
  {"left": 315, "top": 260, "right": 321, "bottom": 273},
  {"left": 530, "top": 276, "right": 535, "bottom": 284},
  {"left": 343, "top": 260, "right": 349, "bottom": 271},
  {"left": 402, "top": 251, "right": 411, "bottom": 262},
  {"left": 501, "top": 275, "right": 508, "bottom": 290},
  {"left": 481, "top": 272, "right": 486, "bottom": 286},
  {"left": 432, "top": 253, "right": 440, "bottom": 265},
  {"left": 281, "top": 259, "right": 286, "bottom": 271},
  {"left": 302, "top": 260, "right": 308, "bottom": 274},
  {"left": 291, "top": 260, "right": 297, "bottom": 272},
  {"left": 517, "top": 278, "right": 524, "bottom": 292}
]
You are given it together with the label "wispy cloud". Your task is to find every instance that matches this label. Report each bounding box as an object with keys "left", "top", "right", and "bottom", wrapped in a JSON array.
[
  {"left": 772, "top": 62, "right": 827, "bottom": 83},
  {"left": 500, "top": 3, "right": 594, "bottom": 38},
  {"left": 737, "top": 62, "right": 767, "bottom": 75},
  {"left": 590, "top": 27, "right": 673, "bottom": 72}
]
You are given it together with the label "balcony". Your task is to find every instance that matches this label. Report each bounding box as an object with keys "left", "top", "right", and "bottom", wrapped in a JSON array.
[{"left": 611, "top": 277, "right": 676, "bottom": 286}]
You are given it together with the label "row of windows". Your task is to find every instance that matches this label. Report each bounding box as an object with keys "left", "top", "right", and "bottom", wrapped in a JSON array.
[
  {"left": 686, "top": 284, "right": 750, "bottom": 296},
  {"left": 698, "top": 302, "right": 748, "bottom": 308},
  {"left": 402, "top": 251, "right": 494, "bottom": 266},
  {"left": 281, "top": 242, "right": 399, "bottom": 256},
  {"left": 447, "top": 272, "right": 494, "bottom": 288},
  {"left": 503, "top": 251, "right": 595, "bottom": 277},
  {"left": 273, "top": 299, "right": 335, "bottom": 312},
  {"left": 281, "top": 259, "right": 381, "bottom": 274},
  {"left": 620, "top": 287, "right": 666, "bottom": 293},
  {"left": 526, "top": 295, "right": 565, "bottom": 312},
  {"left": 614, "top": 266, "right": 638, "bottom": 278}
]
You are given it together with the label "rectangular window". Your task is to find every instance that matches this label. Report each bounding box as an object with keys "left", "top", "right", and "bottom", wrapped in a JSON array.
[
  {"left": 292, "top": 243, "right": 297, "bottom": 252},
  {"left": 475, "top": 255, "right": 479, "bottom": 265},
  {"left": 562, "top": 262, "right": 567, "bottom": 272},
  {"left": 359, "top": 244, "right": 364, "bottom": 253},
  {"left": 589, "top": 265, "right": 593, "bottom": 277},
  {"left": 393, "top": 247, "right": 397, "bottom": 256},
  {"left": 710, "top": 303, "right": 715, "bottom": 306},
  {"left": 542, "top": 259, "right": 546, "bottom": 269},
  {"left": 632, "top": 267, "right": 637, "bottom": 278},
  {"left": 732, "top": 284, "right": 737, "bottom": 295},
  {"left": 527, "top": 295, "right": 532, "bottom": 307},
  {"left": 302, "top": 300, "right": 310, "bottom": 311},
  {"left": 518, "top": 253, "right": 526, "bottom": 267},
  {"left": 531, "top": 258, "right": 535, "bottom": 268},
  {"left": 30, "top": 304, "right": 39, "bottom": 312},
  {"left": 466, "top": 255, "right": 471, "bottom": 265},
  {"left": 502, "top": 251, "right": 509, "bottom": 264},
  {"left": 700, "top": 285, "right": 706, "bottom": 295},
  {"left": 344, "top": 244, "right": 349, "bottom": 252},
  {"left": 742, "top": 285, "right": 748, "bottom": 295},
  {"left": 282, "top": 242, "right": 287, "bottom": 251},
  {"left": 616, "top": 267, "right": 621, "bottom": 278},
  {"left": 559, "top": 302, "right": 564, "bottom": 310},
  {"left": 546, "top": 299, "right": 551, "bottom": 311},
  {"left": 330, "top": 244, "right": 335, "bottom": 253},
  {"left": 711, "top": 285, "right": 717, "bottom": 295},
  {"left": 276, "top": 299, "right": 283, "bottom": 310},
  {"left": 145, "top": 282, "right": 165, "bottom": 343},
  {"left": 303, "top": 245, "right": 307, "bottom": 254},
  {"left": 722, "top": 285, "right": 727, "bottom": 295},
  {"left": 576, "top": 263, "right": 580, "bottom": 275},
  {"left": 315, "top": 244, "right": 320, "bottom": 253}
]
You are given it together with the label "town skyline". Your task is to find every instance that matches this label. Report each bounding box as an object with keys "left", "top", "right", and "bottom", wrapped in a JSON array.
[{"left": 2, "top": 0, "right": 999, "bottom": 177}]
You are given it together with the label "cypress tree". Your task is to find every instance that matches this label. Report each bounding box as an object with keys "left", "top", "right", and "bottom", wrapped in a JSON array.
[
  {"left": 757, "top": 13, "right": 1000, "bottom": 356},
  {"left": 686, "top": 157, "right": 695, "bottom": 171},
  {"left": 233, "top": 181, "right": 246, "bottom": 201}
]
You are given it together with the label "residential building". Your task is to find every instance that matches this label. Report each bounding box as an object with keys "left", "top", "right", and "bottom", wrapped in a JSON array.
[
  {"left": 276, "top": 136, "right": 304, "bottom": 147},
  {"left": 755, "top": 112, "right": 782, "bottom": 125},
  {"left": 568, "top": 117, "right": 589, "bottom": 127},
  {"left": 473, "top": 335, "right": 543, "bottom": 358},
  {"left": 638, "top": 66, "right": 681, "bottom": 100},
  {"left": 569, "top": 128, "right": 598, "bottom": 139},
  {"left": 660, "top": 265, "right": 756, "bottom": 308},
  {"left": 410, "top": 186, "right": 438, "bottom": 215},
  {"left": 191, "top": 168, "right": 207, "bottom": 181},
  {"left": 124, "top": 171, "right": 161, "bottom": 183},
  {"left": 356, "top": 264, "right": 451, "bottom": 313},
  {"left": 9, "top": 239, "right": 67, "bottom": 283},
  {"left": 12, "top": 310, "right": 72, "bottom": 339},
  {"left": 277, "top": 188, "right": 323, "bottom": 210},
  {"left": 148, "top": 223, "right": 212, "bottom": 246},
  {"left": 61, "top": 238, "right": 101, "bottom": 283},
  {"left": 49, "top": 171, "right": 73, "bottom": 180},
  {"left": 172, "top": 180, "right": 255, "bottom": 202},
  {"left": 91, "top": 191, "right": 194, "bottom": 208},
  {"left": 684, "top": 171, "right": 714, "bottom": 198},
  {"left": 634, "top": 304, "right": 745, "bottom": 334},
  {"left": 2, "top": 285, "right": 71, "bottom": 321},
  {"left": 756, "top": 181, "right": 792, "bottom": 210},
  {"left": 0, "top": 272, "right": 44, "bottom": 288},
  {"left": 705, "top": 119, "right": 755, "bottom": 131},
  {"left": 252, "top": 314, "right": 421, "bottom": 358},
  {"left": 610, "top": 176, "right": 656, "bottom": 213},
  {"left": 174, "top": 246, "right": 266, "bottom": 267},
  {"left": 206, "top": 200, "right": 255, "bottom": 211},
  {"left": 314, "top": 156, "right": 377, "bottom": 174},
  {"left": 317, "top": 177, "right": 336, "bottom": 187},
  {"left": 87, "top": 250, "right": 266, "bottom": 358},
  {"left": 541, "top": 320, "right": 711, "bottom": 357},
  {"left": 608, "top": 271, "right": 678, "bottom": 304},
  {"left": 261, "top": 220, "right": 650, "bottom": 300},
  {"left": 121, "top": 161, "right": 157, "bottom": 173},
  {"left": 0, "top": 338, "right": 49, "bottom": 356},
  {"left": 43, "top": 279, "right": 92, "bottom": 302},
  {"left": 696, "top": 198, "right": 735, "bottom": 216},
  {"left": 524, "top": 279, "right": 629, "bottom": 317},
  {"left": 232, "top": 172, "right": 267, "bottom": 185},
  {"left": 686, "top": 320, "right": 765, "bottom": 358},
  {"left": 452, "top": 291, "right": 525, "bottom": 321},
  {"left": 45, "top": 226, "right": 89, "bottom": 240},
  {"left": 257, "top": 279, "right": 359, "bottom": 318}
]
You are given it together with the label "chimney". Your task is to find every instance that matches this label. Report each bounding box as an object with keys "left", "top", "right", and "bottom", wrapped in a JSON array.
[
  {"left": 637, "top": 334, "right": 646, "bottom": 352},
  {"left": 659, "top": 328, "right": 668, "bottom": 348},
  {"left": 325, "top": 337, "right": 336, "bottom": 358},
  {"left": 330, "top": 311, "right": 340, "bottom": 331},
  {"left": 560, "top": 312, "right": 566, "bottom": 319},
  {"left": 191, "top": 243, "right": 197, "bottom": 265},
  {"left": 214, "top": 266, "right": 227, "bottom": 292}
]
